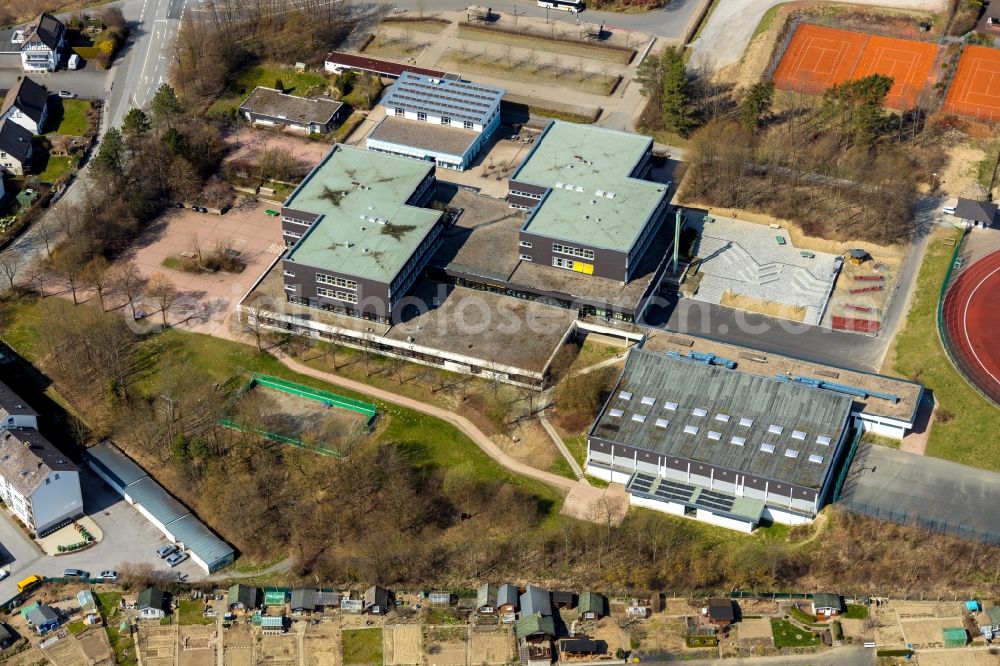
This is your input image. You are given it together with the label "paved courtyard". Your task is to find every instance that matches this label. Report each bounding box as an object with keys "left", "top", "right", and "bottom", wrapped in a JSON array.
[
  {"left": 115, "top": 199, "right": 284, "bottom": 335},
  {"left": 686, "top": 215, "right": 841, "bottom": 326}
]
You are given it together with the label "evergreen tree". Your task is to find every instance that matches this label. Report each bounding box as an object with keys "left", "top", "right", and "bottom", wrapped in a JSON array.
[
  {"left": 150, "top": 83, "right": 184, "bottom": 129},
  {"left": 740, "top": 81, "right": 774, "bottom": 132}
]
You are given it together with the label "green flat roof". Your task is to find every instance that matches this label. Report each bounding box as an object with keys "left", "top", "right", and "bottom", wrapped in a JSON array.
[
  {"left": 284, "top": 145, "right": 442, "bottom": 284},
  {"left": 513, "top": 121, "right": 667, "bottom": 253}
]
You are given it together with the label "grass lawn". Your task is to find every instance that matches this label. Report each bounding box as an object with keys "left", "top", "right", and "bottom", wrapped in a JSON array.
[
  {"left": 333, "top": 112, "right": 365, "bottom": 143},
  {"left": 96, "top": 591, "right": 137, "bottom": 666},
  {"left": 788, "top": 604, "right": 815, "bottom": 625},
  {"left": 342, "top": 628, "right": 383, "bottom": 665},
  {"left": 567, "top": 340, "right": 622, "bottom": 375},
  {"left": 770, "top": 619, "right": 820, "bottom": 648},
  {"left": 749, "top": 3, "right": 782, "bottom": 43},
  {"left": 889, "top": 228, "right": 1000, "bottom": 470},
  {"left": 177, "top": 599, "right": 213, "bottom": 625},
  {"left": 67, "top": 620, "right": 87, "bottom": 634},
  {"left": 44, "top": 99, "right": 92, "bottom": 136},
  {"left": 35, "top": 153, "right": 75, "bottom": 184},
  {"left": 456, "top": 25, "right": 632, "bottom": 64},
  {"left": 210, "top": 64, "right": 328, "bottom": 115},
  {"left": 842, "top": 603, "right": 869, "bottom": 620},
  {"left": 547, "top": 454, "right": 576, "bottom": 480}
]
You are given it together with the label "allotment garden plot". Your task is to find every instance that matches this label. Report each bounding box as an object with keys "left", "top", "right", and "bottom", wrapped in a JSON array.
[{"left": 224, "top": 374, "right": 379, "bottom": 457}]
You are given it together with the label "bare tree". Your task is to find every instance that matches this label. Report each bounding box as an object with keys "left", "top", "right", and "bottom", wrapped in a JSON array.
[
  {"left": 146, "top": 273, "right": 179, "bottom": 327},
  {"left": 49, "top": 246, "right": 88, "bottom": 305},
  {"left": 114, "top": 262, "right": 147, "bottom": 319},
  {"left": 81, "top": 256, "right": 112, "bottom": 310},
  {"left": 0, "top": 251, "right": 22, "bottom": 298},
  {"left": 240, "top": 298, "right": 271, "bottom": 350}
]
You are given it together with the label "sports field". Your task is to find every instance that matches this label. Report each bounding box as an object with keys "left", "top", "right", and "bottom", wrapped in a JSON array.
[
  {"left": 772, "top": 24, "right": 939, "bottom": 109},
  {"left": 942, "top": 45, "right": 1000, "bottom": 122}
]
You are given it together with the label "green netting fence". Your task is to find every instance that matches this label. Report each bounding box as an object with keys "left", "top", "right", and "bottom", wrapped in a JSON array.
[
  {"left": 218, "top": 419, "right": 344, "bottom": 459},
  {"left": 250, "top": 374, "right": 377, "bottom": 425}
]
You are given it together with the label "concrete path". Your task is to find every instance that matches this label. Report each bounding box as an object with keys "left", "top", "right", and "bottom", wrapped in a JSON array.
[
  {"left": 538, "top": 414, "right": 587, "bottom": 482},
  {"left": 265, "top": 347, "right": 629, "bottom": 524}
]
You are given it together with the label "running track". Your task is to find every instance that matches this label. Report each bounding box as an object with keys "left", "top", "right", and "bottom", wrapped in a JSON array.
[{"left": 941, "top": 249, "right": 1000, "bottom": 404}]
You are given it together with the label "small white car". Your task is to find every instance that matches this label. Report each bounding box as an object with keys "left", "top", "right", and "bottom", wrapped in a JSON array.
[
  {"left": 0, "top": 570, "right": 9, "bottom": 582},
  {"left": 57, "top": 90, "right": 76, "bottom": 99},
  {"left": 68, "top": 54, "right": 81, "bottom": 70},
  {"left": 98, "top": 570, "right": 118, "bottom": 581}
]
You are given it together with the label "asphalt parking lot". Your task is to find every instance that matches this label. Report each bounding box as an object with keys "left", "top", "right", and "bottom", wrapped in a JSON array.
[
  {"left": 0, "top": 468, "right": 205, "bottom": 602},
  {"left": 0, "top": 62, "right": 112, "bottom": 101}
]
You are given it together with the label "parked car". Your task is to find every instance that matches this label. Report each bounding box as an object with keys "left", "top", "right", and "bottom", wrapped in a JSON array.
[
  {"left": 63, "top": 568, "right": 89, "bottom": 578},
  {"left": 156, "top": 544, "right": 179, "bottom": 559},
  {"left": 57, "top": 90, "right": 76, "bottom": 99},
  {"left": 166, "top": 551, "right": 189, "bottom": 567},
  {"left": 0, "top": 570, "right": 9, "bottom": 582},
  {"left": 98, "top": 570, "right": 118, "bottom": 581},
  {"left": 68, "top": 54, "right": 81, "bottom": 70}
]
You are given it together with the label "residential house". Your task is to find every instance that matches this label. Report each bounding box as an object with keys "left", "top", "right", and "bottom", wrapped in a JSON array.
[
  {"left": 552, "top": 591, "right": 574, "bottom": 609},
  {"left": 0, "top": 427, "right": 83, "bottom": 536},
  {"left": 515, "top": 614, "right": 555, "bottom": 666},
  {"left": 497, "top": 583, "right": 518, "bottom": 622},
  {"left": 290, "top": 589, "right": 317, "bottom": 613},
  {"left": 25, "top": 604, "right": 59, "bottom": 634},
  {"left": 228, "top": 585, "right": 260, "bottom": 611},
  {"left": 560, "top": 638, "right": 599, "bottom": 657},
  {"left": 811, "top": 593, "right": 843, "bottom": 620},
  {"left": 520, "top": 585, "right": 551, "bottom": 618},
  {"left": 0, "top": 119, "right": 33, "bottom": 176},
  {"left": 1, "top": 76, "right": 49, "bottom": 134},
  {"left": 0, "top": 380, "right": 38, "bottom": 429},
  {"left": 16, "top": 14, "right": 66, "bottom": 72},
  {"left": 138, "top": 588, "right": 167, "bottom": 620},
  {"left": 315, "top": 591, "right": 340, "bottom": 609},
  {"left": 477, "top": 583, "right": 498, "bottom": 616},
  {"left": 578, "top": 592, "right": 606, "bottom": 621},
  {"left": 364, "top": 586, "right": 391, "bottom": 615},
  {"left": 707, "top": 599, "right": 736, "bottom": 627},
  {"left": 954, "top": 197, "right": 998, "bottom": 229},
  {"left": 238, "top": 86, "right": 344, "bottom": 134}
]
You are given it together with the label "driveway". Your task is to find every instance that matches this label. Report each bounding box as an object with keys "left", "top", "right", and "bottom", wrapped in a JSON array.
[
  {"left": 688, "top": 0, "right": 949, "bottom": 74},
  {"left": 0, "top": 64, "right": 111, "bottom": 101},
  {"left": 0, "top": 468, "right": 205, "bottom": 603}
]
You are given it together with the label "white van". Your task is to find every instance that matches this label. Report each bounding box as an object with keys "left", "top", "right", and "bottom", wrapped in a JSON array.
[{"left": 68, "top": 54, "right": 81, "bottom": 70}]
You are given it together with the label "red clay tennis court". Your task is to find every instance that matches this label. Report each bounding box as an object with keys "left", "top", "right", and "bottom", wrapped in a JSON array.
[
  {"left": 772, "top": 24, "right": 940, "bottom": 109},
  {"left": 942, "top": 45, "right": 1000, "bottom": 122},
  {"left": 942, "top": 249, "right": 1000, "bottom": 405}
]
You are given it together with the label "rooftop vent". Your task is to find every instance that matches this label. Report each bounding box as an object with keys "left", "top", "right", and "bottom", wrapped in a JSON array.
[
  {"left": 760, "top": 443, "right": 775, "bottom": 454},
  {"left": 655, "top": 418, "right": 669, "bottom": 428},
  {"left": 739, "top": 417, "right": 753, "bottom": 427},
  {"left": 730, "top": 436, "right": 746, "bottom": 446},
  {"left": 608, "top": 408, "right": 624, "bottom": 418}
]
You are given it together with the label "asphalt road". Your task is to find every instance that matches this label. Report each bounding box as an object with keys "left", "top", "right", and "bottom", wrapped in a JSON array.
[{"left": 0, "top": 469, "right": 205, "bottom": 603}]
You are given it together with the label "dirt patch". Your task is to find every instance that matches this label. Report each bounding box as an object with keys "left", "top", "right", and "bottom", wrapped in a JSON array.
[
  {"left": 304, "top": 623, "right": 340, "bottom": 665},
  {"left": 720, "top": 291, "right": 807, "bottom": 322},
  {"left": 637, "top": 615, "right": 687, "bottom": 652},
  {"left": 226, "top": 128, "right": 331, "bottom": 172},
  {"left": 469, "top": 628, "right": 512, "bottom": 664},
  {"left": 838, "top": 617, "right": 867, "bottom": 640},
  {"left": 259, "top": 634, "right": 298, "bottom": 664},
  {"left": 938, "top": 142, "right": 988, "bottom": 201},
  {"left": 78, "top": 629, "right": 114, "bottom": 662},
  {"left": 737, "top": 618, "right": 774, "bottom": 642},
  {"left": 591, "top": 617, "right": 626, "bottom": 656},
  {"left": 872, "top": 607, "right": 905, "bottom": 648},
  {"left": 918, "top": 652, "right": 999, "bottom": 665},
  {"left": 498, "top": 418, "right": 560, "bottom": 472},
  {"left": 224, "top": 624, "right": 254, "bottom": 666},
  {"left": 425, "top": 626, "right": 466, "bottom": 665},
  {"left": 900, "top": 618, "right": 964, "bottom": 647},
  {"left": 386, "top": 624, "right": 422, "bottom": 665}
]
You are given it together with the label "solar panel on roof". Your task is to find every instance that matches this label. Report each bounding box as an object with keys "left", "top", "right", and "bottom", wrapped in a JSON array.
[{"left": 696, "top": 490, "right": 736, "bottom": 512}]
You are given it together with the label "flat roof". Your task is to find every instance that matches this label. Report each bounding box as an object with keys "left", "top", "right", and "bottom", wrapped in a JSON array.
[
  {"left": 125, "top": 476, "right": 189, "bottom": 525},
  {"left": 283, "top": 145, "right": 442, "bottom": 284},
  {"left": 324, "top": 51, "right": 446, "bottom": 79},
  {"left": 381, "top": 71, "right": 504, "bottom": 125},
  {"left": 590, "top": 349, "right": 853, "bottom": 489},
  {"left": 86, "top": 441, "right": 149, "bottom": 488},
  {"left": 239, "top": 86, "right": 342, "bottom": 125},
  {"left": 641, "top": 332, "right": 922, "bottom": 423},
  {"left": 369, "top": 115, "right": 479, "bottom": 158},
  {"left": 513, "top": 121, "right": 667, "bottom": 252}
]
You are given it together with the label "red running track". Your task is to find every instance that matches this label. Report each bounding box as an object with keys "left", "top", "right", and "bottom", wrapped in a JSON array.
[{"left": 941, "top": 249, "right": 1000, "bottom": 404}]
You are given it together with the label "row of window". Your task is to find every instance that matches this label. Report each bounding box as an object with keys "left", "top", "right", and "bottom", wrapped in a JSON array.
[
  {"left": 519, "top": 240, "right": 532, "bottom": 249},
  {"left": 316, "top": 273, "right": 357, "bottom": 290},
  {"left": 317, "top": 287, "right": 358, "bottom": 303},
  {"left": 552, "top": 257, "right": 575, "bottom": 270},
  {"left": 552, "top": 243, "right": 594, "bottom": 260},
  {"left": 394, "top": 108, "right": 474, "bottom": 129}
]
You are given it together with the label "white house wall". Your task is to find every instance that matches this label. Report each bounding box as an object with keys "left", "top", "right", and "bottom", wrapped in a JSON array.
[
  {"left": 762, "top": 506, "right": 813, "bottom": 526},
  {"left": 0, "top": 107, "right": 42, "bottom": 135},
  {"left": 29, "top": 471, "right": 83, "bottom": 534},
  {"left": 366, "top": 138, "right": 463, "bottom": 168},
  {"left": 695, "top": 508, "right": 754, "bottom": 533}
]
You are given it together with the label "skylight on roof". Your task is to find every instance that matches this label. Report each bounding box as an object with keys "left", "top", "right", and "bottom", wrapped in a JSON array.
[
  {"left": 692, "top": 408, "right": 708, "bottom": 417},
  {"left": 640, "top": 396, "right": 656, "bottom": 406},
  {"left": 608, "top": 409, "right": 624, "bottom": 418},
  {"left": 707, "top": 431, "right": 722, "bottom": 441},
  {"left": 760, "top": 443, "right": 775, "bottom": 453},
  {"left": 731, "top": 436, "right": 746, "bottom": 446},
  {"left": 816, "top": 435, "right": 832, "bottom": 446},
  {"left": 792, "top": 430, "right": 806, "bottom": 441},
  {"left": 684, "top": 425, "right": 699, "bottom": 435},
  {"left": 784, "top": 449, "right": 799, "bottom": 459},
  {"left": 631, "top": 414, "right": 647, "bottom": 423},
  {"left": 768, "top": 424, "right": 784, "bottom": 435},
  {"left": 655, "top": 418, "right": 669, "bottom": 428},
  {"left": 665, "top": 401, "right": 678, "bottom": 411},
  {"left": 715, "top": 414, "right": 730, "bottom": 423},
  {"left": 619, "top": 391, "right": 632, "bottom": 401},
  {"left": 808, "top": 454, "right": 824, "bottom": 464},
  {"left": 739, "top": 417, "right": 753, "bottom": 427}
]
